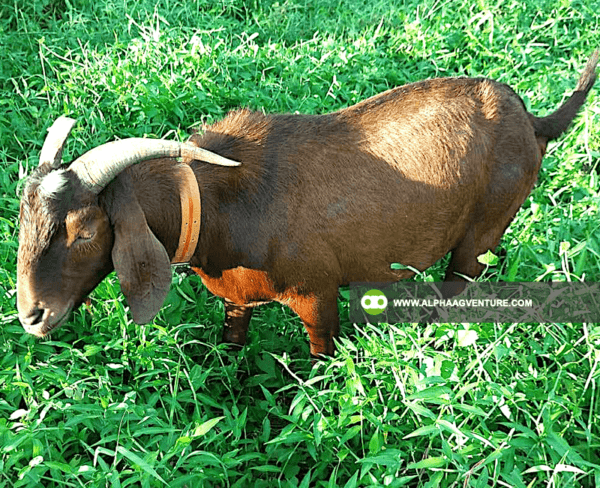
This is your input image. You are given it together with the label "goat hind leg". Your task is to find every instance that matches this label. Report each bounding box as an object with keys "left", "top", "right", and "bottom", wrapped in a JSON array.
[
  {"left": 443, "top": 225, "right": 508, "bottom": 297},
  {"left": 445, "top": 238, "right": 485, "bottom": 282},
  {"left": 446, "top": 192, "right": 530, "bottom": 289}
]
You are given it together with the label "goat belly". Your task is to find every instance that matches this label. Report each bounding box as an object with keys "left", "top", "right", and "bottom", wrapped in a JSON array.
[{"left": 191, "top": 266, "right": 284, "bottom": 306}]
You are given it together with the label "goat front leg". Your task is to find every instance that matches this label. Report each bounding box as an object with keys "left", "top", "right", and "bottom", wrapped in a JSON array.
[
  {"left": 285, "top": 289, "right": 339, "bottom": 358},
  {"left": 222, "top": 299, "right": 253, "bottom": 346}
]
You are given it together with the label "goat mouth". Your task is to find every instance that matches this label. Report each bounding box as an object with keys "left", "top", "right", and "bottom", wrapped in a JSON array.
[{"left": 24, "top": 302, "right": 74, "bottom": 338}]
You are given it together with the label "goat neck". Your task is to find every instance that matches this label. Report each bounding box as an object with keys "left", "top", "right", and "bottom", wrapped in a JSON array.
[{"left": 110, "top": 159, "right": 194, "bottom": 261}]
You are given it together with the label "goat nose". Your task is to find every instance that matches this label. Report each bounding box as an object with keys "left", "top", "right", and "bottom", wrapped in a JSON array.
[{"left": 21, "top": 307, "right": 44, "bottom": 326}]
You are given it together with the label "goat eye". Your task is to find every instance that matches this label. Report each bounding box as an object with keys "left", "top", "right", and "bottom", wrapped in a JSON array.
[{"left": 76, "top": 232, "right": 95, "bottom": 243}]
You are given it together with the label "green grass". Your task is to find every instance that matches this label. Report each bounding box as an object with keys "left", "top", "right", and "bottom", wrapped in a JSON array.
[{"left": 1, "top": 0, "right": 600, "bottom": 486}]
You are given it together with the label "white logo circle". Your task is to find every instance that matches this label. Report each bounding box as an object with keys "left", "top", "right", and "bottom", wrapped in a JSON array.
[{"left": 361, "top": 294, "right": 388, "bottom": 310}]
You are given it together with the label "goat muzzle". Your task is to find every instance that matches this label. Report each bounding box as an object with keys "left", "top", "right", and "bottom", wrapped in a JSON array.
[{"left": 18, "top": 300, "right": 74, "bottom": 337}]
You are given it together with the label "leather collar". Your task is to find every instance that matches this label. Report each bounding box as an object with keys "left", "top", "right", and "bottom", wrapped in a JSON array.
[{"left": 171, "top": 163, "right": 201, "bottom": 264}]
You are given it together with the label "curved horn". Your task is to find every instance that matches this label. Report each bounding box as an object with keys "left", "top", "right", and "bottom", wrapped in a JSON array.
[
  {"left": 69, "top": 138, "right": 240, "bottom": 194},
  {"left": 39, "top": 116, "right": 77, "bottom": 168}
]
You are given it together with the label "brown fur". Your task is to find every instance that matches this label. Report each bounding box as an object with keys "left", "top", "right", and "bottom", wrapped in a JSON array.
[{"left": 17, "top": 52, "right": 598, "bottom": 356}]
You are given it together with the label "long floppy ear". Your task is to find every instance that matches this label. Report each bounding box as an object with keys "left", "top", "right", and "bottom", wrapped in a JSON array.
[{"left": 102, "top": 172, "right": 171, "bottom": 324}]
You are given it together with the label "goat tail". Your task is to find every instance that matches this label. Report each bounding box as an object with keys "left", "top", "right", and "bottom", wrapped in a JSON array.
[{"left": 533, "top": 49, "right": 598, "bottom": 141}]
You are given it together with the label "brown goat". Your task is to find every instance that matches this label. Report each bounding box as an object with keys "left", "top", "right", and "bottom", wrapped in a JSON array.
[{"left": 17, "top": 52, "right": 598, "bottom": 357}]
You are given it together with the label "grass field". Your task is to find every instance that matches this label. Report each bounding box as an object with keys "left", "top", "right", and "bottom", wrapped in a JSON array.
[{"left": 1, "top": 0, "right": 600, "bottom": 486}]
